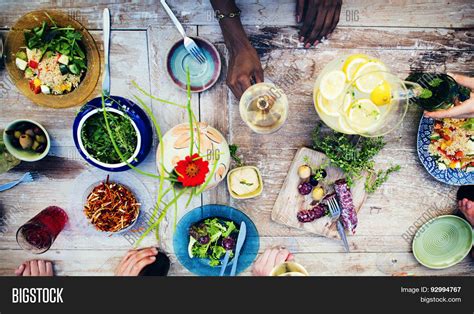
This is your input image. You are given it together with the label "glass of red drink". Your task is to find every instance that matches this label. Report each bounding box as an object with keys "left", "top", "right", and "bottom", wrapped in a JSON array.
[{"left": 16, "top": 206, "right": 68, "bottom": 254}]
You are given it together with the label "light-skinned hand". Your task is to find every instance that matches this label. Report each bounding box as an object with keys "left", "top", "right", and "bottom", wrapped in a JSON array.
[
  {"left": 15, "top": 260, "right": 54, "bottom": 276},
  {"left": 424, "top": 74, "right": 474, "bottom": 119},
  {"left": 458, "top": 198, "right": 474, "bottom": 227},
  {"left": 252, "top": 247, "right": 294, "bottom": 276},
  {"left": 115, "top": 247, "right": 158, "bottom": 276}
]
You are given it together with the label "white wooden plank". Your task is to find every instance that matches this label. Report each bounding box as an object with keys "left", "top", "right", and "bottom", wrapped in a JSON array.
[
  {"left": 0, "top": 0, "right": 472, "bottom": 29},
  {"left": 0, "top": 249, "right": 472, "bottom": 276}
]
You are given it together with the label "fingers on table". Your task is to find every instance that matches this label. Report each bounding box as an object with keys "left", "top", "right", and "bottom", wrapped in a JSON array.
[
  {"left": 449, "top": 73, "right": 474, "bottom": 90},
  {"left": 296, "top": 0, "right": 305, "bottom": 23},
  {"left": 299, "top": 1, "right": 318, "bottom": 41},
  {"left": 228, "top": 74, "right": 252, "bottom": 100},
  {"left": 122, "top": 247, "right": 158, "bottom": 276},
  {"left": 14, "top": 263, "right": 25, "bottom": 276},
  {"left": 30, "top": 260, "right": 40, "bottom": 276},
  {"left": 23, "top": 262, "right": 31, "bottom": 276},
  {"left": 462, "top": 198, "right": 473, "bottom": 210},
  {"left": 300, "top": 0, "right": 342, "bottom": 47},
  {"left": 304, "top": 4, "right": 330, "bottom": 46},
  {"left": 45, "top": 261, "right": 54, "bottom": 276},
  {"left": 275, "top": 248, "right": 292, "bottom": 265},
  {"left": 37, "top": 260, "right": 47, "bottom": 274},
  {"left": 424, "top": 99, "right": 474, "bottom": 119}
]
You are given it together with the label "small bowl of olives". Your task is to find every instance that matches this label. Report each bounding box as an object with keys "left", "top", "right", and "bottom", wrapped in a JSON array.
[{"left": 3, "top": 119, "right": 50, "bottom": 161}]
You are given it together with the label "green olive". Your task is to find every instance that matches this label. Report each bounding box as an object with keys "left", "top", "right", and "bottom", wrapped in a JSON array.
[
  {"left": 32, "top": 140, "right": 40, "bottom": 151},
  {"left": 35, "top": 135, "right": 46, "bottom": 144},
  {"left": 14, "top": 130, "right": 22, "bottom": 139}
]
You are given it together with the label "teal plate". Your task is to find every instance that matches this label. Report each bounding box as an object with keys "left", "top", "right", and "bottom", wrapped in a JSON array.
[
  {"left": 166, "top": 37, "right": 221, "bottom": 92},
  {"left": 413, "top": 215, "right": 473, "bottom": 269},
  {"left": 173, "top": 204, "right": 259, "bottom": 276}
]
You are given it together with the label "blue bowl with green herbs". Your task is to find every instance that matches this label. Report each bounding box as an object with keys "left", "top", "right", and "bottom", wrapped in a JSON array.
[
  {"left": 173, "top": 204, "right": 260, "bottom": 276},
  {"left": 73, "top": 96, "right": 152, "bottom": 172}
]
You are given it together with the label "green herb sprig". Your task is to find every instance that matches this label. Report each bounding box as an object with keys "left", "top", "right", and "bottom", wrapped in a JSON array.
[
  {"left": 312, "top": 125, "right": 400, "bottom": 193},
  {"left": 101, "top": 68, "right": 220, "bottom": 246},
  {"left": 229, "top": 144, "right": 244, "bottom": 167},
  {"left": 365, "top": 165, "right": 401, "bottom": 193}
]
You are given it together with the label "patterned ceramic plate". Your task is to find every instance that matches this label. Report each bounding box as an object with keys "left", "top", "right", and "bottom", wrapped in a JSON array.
[{"left": 417, "top": 116, "right": 474, "bottom": 185}]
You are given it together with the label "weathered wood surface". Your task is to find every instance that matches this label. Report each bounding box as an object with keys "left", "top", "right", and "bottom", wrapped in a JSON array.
[
  {"left": 1, "top": 0, "right": 474, "bottom": 276},
  {"left": 0, "top": 0, "right": 473, "bottom": 29},
  {"left": 271, "top": 147, "right": 367, "bottom": 239}
]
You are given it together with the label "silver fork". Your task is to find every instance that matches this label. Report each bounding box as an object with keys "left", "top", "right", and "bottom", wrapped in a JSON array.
[
  {"left": 326, "top": 196, "right": 350, "bottom": 253},
  {"left": 0, "top": 172, "right": 39, "bottom": 192},
  {"left": 160, "top": 0, "right": 206, "bottom": 64}
]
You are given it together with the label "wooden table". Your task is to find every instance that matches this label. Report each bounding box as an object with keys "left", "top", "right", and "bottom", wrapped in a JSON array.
[{"left": 1, "top": 0, "right": 473, "bottom": 276}]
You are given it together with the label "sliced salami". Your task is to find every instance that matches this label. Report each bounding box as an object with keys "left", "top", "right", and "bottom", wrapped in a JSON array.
[{"left": 334, "top": 179, "right": 358, "bottom": 234}]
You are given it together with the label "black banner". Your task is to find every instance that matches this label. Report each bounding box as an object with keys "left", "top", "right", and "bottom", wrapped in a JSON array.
[{"left": 0, "top": 276, "right": 472, "bottom": 313}]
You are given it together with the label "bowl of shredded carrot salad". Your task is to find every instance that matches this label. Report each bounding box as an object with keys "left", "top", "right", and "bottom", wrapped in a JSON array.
[
  {"left": 84, "top": 175, "right": 140, "bottom": 233},
  {"left": 69, "top": 169, "right": 152, "bottom": 236}
]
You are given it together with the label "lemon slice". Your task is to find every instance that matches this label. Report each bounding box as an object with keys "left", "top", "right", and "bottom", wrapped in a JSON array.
[
  {"left": 337, "top": 93, "right": 355, "bottom": 133},
  {"left": 316, "top": 91, "right": 340, "bottom": 117},
  {"left": 354, "top": 61, "right": 387, "bottom": 93},
  {"left": 342, "top": 54, "right": 370, "bottom": 82},
  {"left": 370, "top": 80, "right": 392, "bottom": 106},
  {"left": 341, "top": 92, "right": 353, "bottom": 113},
  {"left": 320, "top": 70, "right": 346, "bottom": 100},
  {"left": 347, "top": 99, "right": 381, "bottom": 132},
  {"left": 338, "top": 115, "right": 356, "bottom": 134}
]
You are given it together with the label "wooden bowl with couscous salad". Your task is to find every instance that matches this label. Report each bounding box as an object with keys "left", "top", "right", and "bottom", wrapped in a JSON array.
[{"left": 4, "top": 10, "right": 100, "bottom": 108}]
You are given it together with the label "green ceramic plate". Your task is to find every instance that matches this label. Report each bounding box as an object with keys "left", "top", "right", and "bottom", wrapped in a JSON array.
[{"left": 413, "top": 215, "right": 473, "bottom": 269}]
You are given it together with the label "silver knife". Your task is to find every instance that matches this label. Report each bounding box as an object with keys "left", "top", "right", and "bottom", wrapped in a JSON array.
[
  {"left": 219, "top": 250, "right": 231, "bottom": 276},
  {"left": 102, "top": 8, "right": 111, "bottom": 96},
  {"left": 230, "top": 221, "right": 247, "bottom": 276},
  {"left": 336, "top": 220, "right": 350, "bottom": 253}
]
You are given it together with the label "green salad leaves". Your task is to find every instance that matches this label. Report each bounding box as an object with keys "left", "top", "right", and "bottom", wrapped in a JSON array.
[
  {"left": 81, "top": 112, "right": 137, "bottom": 164},
  {"left": 24, "top": 16, "right": 87, "bottom": 72},
  {"left": 189, "top": 218, "right": 239, "bottom": 267}
]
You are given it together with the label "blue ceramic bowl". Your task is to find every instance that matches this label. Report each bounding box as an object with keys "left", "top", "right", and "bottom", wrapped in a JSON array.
[
  {"left": 173, "top": 204, "right": 260, "bottom": 276},
  {"left": 166, "top": 37, "right": 221, "bottom": 92},
  {"left": 73, "top": 96, "right": 153, "bottom": 172},
  {"left": 417, "top": 116, "right": 474, "bottom": 185}
]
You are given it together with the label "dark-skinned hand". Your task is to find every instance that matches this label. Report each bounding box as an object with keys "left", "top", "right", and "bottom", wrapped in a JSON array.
[
  {"left": 296, "top": 0, "right": 342, "bottom": 47},
  {"left": 227, "top": 42, "right": 264, "bottom": 99}
]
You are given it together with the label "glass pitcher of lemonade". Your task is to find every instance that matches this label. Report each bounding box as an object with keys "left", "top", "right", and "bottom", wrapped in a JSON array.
[{"left": 314, "top": 54, "right": 423, "bottom": 137}]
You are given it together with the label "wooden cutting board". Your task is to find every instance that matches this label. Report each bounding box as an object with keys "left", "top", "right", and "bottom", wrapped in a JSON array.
[{"left": 271, "top": 147, "right": 367, "bottom": 239}]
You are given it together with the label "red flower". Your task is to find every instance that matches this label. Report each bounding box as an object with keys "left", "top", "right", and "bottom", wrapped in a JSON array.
[{"left": 175, "top": 154, "right": 209, "bottom": 187}]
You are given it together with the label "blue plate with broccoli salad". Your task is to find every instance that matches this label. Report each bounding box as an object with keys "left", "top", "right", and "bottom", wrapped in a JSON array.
[{"left": 173, "top": 204, "right": 260, "bottom": 276}]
